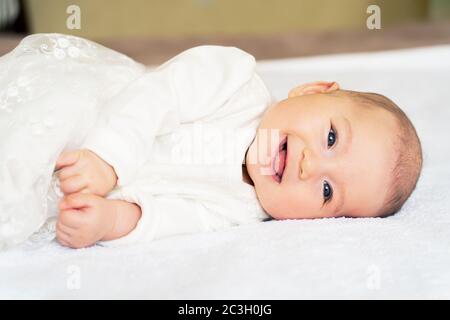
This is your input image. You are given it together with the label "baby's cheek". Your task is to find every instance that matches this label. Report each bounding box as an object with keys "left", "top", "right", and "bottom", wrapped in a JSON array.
[
  {"left": 257, "top": 187, "right": 297, "bottom": 219},
  {"left": 279, "top": 186, "right": 318, "bottom": 219}
]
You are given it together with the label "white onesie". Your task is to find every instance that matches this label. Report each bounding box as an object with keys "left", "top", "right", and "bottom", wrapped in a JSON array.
[{"left": 81, "top": 45, "right": 274, "bottom": 246}]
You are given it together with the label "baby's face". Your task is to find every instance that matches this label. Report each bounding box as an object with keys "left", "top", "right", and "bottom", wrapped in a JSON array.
[{"left": 246, "top": 84, "right": 397, "bottom": 219}]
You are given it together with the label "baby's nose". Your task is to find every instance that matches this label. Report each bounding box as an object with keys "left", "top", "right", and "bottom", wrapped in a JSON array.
[{"left": 299, "top": 148, "right": 313, "bottom": 180}]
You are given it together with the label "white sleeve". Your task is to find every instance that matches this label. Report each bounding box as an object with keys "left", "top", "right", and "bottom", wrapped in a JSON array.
[
  {"left": 98, "top": 187, "right": 235, "bottom": 247},
  {"left": 82, "top": 45, "right": 256, "bottom": 186}
]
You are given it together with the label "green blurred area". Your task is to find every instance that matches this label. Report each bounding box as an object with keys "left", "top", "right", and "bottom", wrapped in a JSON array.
[
  {"left": 23, "top": 0, "right": 450, "bottom": 39},
  {"left": 429, "top": 0, "right": 450, "bottom": 20}
]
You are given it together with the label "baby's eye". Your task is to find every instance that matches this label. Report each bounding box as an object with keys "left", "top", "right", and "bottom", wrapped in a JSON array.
[
  {"left": 323, "top": 180, "right": 333, "bottom": 202},
  {"left": 327, "top": 127, "right": 336, "bottom": 148}
]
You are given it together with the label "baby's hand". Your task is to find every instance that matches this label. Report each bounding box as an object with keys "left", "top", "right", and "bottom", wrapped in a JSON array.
[
  {"left": 56, "top": 193, "right": 117, "bottom": 249},
  {"left": 55, "top": 149, "right": 117, "bottom": 196}
]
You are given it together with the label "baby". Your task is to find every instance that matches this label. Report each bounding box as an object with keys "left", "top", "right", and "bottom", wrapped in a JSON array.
[{"left": 53, "top": 45, "right": 422, "bottom": 249}]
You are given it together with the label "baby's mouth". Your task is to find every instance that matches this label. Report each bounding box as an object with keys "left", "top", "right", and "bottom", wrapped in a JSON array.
[{"left": 272, "top": 136, "right": 288, "bottom": 183}]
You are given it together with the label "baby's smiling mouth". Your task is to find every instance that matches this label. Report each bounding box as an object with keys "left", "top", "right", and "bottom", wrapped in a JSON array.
[{"left": 272, "top": 136, "right": 288, "bottom": 183}]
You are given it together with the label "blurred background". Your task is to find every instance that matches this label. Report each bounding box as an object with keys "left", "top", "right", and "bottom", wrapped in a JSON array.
[{"left": 0, "top": 0, "right": 450, "bottom": 64}]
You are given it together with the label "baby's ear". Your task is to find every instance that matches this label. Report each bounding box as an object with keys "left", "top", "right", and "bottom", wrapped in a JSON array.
[{"left": 288, "top": 81, "right": 340, "bottom": 98}]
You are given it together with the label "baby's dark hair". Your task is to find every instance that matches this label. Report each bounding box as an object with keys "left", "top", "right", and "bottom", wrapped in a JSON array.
[{"left": 346, "top": 91, "right": 423, "bottom": 217}]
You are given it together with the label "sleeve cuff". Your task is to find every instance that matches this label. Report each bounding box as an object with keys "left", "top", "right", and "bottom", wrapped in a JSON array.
[{"left": 82, "top": 126, "right": 137, "bottom": 187}]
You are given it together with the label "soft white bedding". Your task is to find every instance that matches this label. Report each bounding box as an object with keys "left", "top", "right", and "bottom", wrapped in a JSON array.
[{"left": 0, "top": 45, "right": 449, "bottom": 299}]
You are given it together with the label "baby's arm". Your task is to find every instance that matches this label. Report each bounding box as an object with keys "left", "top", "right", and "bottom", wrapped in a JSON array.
[
  {"left": 56, "top": 193, "right": 141, "bottom": 249},
  {"left": 80, "top": 45, "right": 257, "bottom": 187},
  {"left": 55, "top": 46, "right": 258, "bottom": 247},
  {"left": 102, "top": 199, "right": 142, "bottom": 242}
]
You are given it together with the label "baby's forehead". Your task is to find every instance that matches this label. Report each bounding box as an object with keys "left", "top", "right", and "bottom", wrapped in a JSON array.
[
  {"left": 339, "top": 93, "right": 398, "bottom": 123},
  {"left": 338, "top": 91, "right": 395, "bottom": 115},
  {"left": 351, "top": 111, "right": 398, "bottom": 168},
  {"left": 341, "top": 130, "right": 397, "bottom": 217}
]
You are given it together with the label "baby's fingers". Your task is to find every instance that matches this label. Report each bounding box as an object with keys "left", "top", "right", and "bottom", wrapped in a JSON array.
[
  {"left": 56, "top": 221, "right": 75, "bottom": 237},
  {"left": 60, "top": 193, "right": 97, "bottom": 210},
  {"left": 56, "top": 232, "right": 71, "bottom": 248},
  {"left": 56, "top": 222, "right": 75, "bottom": 247},
  {"left": 60, "top": 175, "right": 87, "bottom": 195},
  {"left": 57, "top": 165, "right": 81, "bottom": 182},
  {"left": 58, "top": 209, "right": 85, "bottom": 228},
  {"left": 55, "top": 150, "right": 81, "bottom": 171}
]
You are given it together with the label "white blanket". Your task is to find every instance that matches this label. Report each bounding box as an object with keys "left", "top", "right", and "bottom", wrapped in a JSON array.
[{"left": 0, "top": 45, "right": 449, "bottom": 299}]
